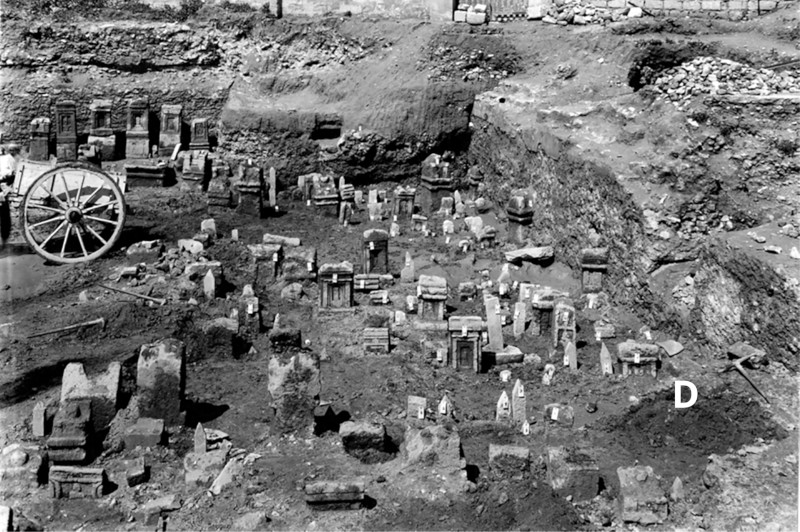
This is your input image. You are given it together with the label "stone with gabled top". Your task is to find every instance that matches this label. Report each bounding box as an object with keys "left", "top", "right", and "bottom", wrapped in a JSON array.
[
  {"left": 599, "top": 343, "right": 614, "bottom": 375},
  {"left": 438, "top": 394, "right": 454, "bottom": 417},
  {"left": 496, "top": 390, "right": 511, "bottom": 422}
]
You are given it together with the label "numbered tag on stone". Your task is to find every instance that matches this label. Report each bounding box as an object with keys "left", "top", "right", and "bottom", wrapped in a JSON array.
[
  {"left": 551, "top": 407, "right": 560, "bottom": 421},
  {"left": 417, "top": 405, "right": 425, "bottom": 420}
]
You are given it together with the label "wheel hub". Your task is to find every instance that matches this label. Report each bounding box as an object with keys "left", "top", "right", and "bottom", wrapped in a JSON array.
[{"left": 66, "top": 208, "right": 83, "bottom": 224}]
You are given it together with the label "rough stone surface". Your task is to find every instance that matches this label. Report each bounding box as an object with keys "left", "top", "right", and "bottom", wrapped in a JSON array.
[
  {"left": 617, "top": 465, "right": 669, "bottom": 524},
  {"left": 404, "top": 421, "right": 464, "bottom": 473},
  {"left": 267, "top": 351, "right": 321, "bottom": 434}
]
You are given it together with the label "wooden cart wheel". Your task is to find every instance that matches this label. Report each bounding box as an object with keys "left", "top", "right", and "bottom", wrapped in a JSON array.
[{"left": 20, "top": 163, "right": 126, "bottom": 264}]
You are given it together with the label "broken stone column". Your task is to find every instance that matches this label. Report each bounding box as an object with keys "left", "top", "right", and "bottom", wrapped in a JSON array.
[
  {"left": 136, "top": 339, "right": 186, "bottom": 425},
  {"left": 268, "top": 350, "right": 320, "bottom": 434},
  {"left": 60, "top": 362, "right": 121, "bottom": 432},
  {"left": 55, "top": 100, "right": 77, "bottom": 161},
  {"left": 29, "top": 117, "right": 51, "bottom": 161}
]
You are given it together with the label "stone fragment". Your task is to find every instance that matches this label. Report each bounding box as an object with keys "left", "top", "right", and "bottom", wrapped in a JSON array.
[
  {"left": 203, "top": 270, "right": 216, "bottom": 299},
  {"left": 233, "top": 512, "right": 269, "bottom": 531},
  {"left": 123, "top": 418, "right": 165, "bottom": 449},
  {"left": 305, "top": 481, "right": 366, "bottom": 506},
  {"left": 209, "top": 457, "right": 243, "bottom": 495},
  {"left": 670, "top": 477, "right": 684, "bottom": 501},
  {"left": 126, "top": 240, "right": 164, "bottom": 264},
  {"left": 184, "top": 449, "right": 228, "bottom": 487},
  {"left": 505, "top": 247, "right": 554, "bottom": 263},
  {"left": 0, "top": 506, "right": 10, "bottom": 532},
  {"left": 137, "top": 339, "right": 185, "bottom": 425},
  {"left": 194, "top": 423, "right": 207, "bottom": 454},
  {"left": 617, "top": 465, "right": 668, "bottom": 524},
  {"left": 126, "top": 457, "right": 149, "bottom": 487},
  {"left": 262, "top": 233, "right": 301, "bottom": 247},
  {"left": 60, "top": 361, "right": 121, "bottom": 432},
  {"left": 542, "top": 364, "right": 556, "bottom": 385},
  {"left": 178, "top": 239, "right": 204, "bottom": 255},
  {"left": 657, "top": 340, "right": 684, "bottom": 357},
  {"left": 543, "top": 403, "right": 574, "bottom": 427}
]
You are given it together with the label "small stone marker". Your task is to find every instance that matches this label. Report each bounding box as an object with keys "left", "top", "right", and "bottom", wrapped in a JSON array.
[
  {"left": 33, "top": 401, "right": 46, "bottom": 437},
  {"left": 368, "top": 189, "right": 378, "bottom": 205},
  {"left": 442, "top": 220, "right": 454, "bottom": 234},
  {"left": 512, "top": 379, "right": 526, "bottom": 423},
  {"left": 268, "top": 167, "right": 277, "bottom": 207},
  {"left": 496, "top": 390, "right": 511, "bottom": 422},
  {"left": 542, "top": 363, "right": 555, "bottom": 386},
  {"left": 194, "top": 423, "right": 207, "bottom": 454},
  {"left": 231, "top": 229, "right": 239, "bottom": 241},
  {"left": 438, "top": 395, "right": 453, "bottom": 417},
  {"left": 204, "top": 270, "right": 216, "bottom": 299},
  {"left": 600, "top": 342, "right": 614, "bottom": 375},
  {"left": 201, "top": 218, "right": 217, "bottom": 239},
  {"left": 566, "top": 341, "right": 578, "bottom": 371},
  {"left": 513, "top": 302, "right": 527, "bottom": 338},
  {"left": 407, "top": 395, "right": 427, "bottom": 420},
  {"left": 400, "top": 252, "right": 415, "bottom": 283}
]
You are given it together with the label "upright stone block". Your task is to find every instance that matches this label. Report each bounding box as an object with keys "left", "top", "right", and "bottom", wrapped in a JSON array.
[
  {"left": 32, "top": 402, "right": 47, "bottom": 437},
  {"left": 136, "top": 339, "right": 186, "bottom": 425},
  {"left": 55, "top": 101, "right": 77, "bottom": 161},
  {"left": 511, "top": 379, "right": 526, "bottom": 424},
  {"left": 88, "top": 99, "right": 115, "bottom": 160},
  {"left": 565, "top": 341, "right": 578, "bottom": 371},
  {"left": 268, "top": 167, "right": 277, "bottom": 208},
  {"left": 126, "top": 99, "right": 150, "bottom": 159},
  {"left": 29, "top": 117, "right": 50, "bottom": 161},
  {"left": 484, "top": 294, "right": 504, "bottom": 352},
  {"left": 513, "top": 302, "right": 527, "bottom": 338},
  {"left": 189, "top": 118, "right": 210, "bottom": 151},
  {"left": 159, "top": 104, "right": 182, "bottom": 156},
  {"left": 600, "top": 343, "right": 614, "bottom": 375}
]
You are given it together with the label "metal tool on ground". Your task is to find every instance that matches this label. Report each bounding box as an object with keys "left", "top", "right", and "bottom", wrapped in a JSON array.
[
  {"left": 28, "top": 317, "right": 106, "bottom": 339},
  {"left": 98, "top": 284, "right": 167, "bottom": 306},
  {"left": 718, "top": 352, "right": 771, "bottom": 404}
]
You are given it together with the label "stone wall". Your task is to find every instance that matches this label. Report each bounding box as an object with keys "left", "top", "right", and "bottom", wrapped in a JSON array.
[{"left": 595, "top": 0, "right": 795, "bottom": 19}]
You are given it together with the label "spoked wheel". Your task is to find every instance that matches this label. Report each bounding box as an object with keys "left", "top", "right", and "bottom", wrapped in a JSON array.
[{"left": 21, "top": 163, "right": 126, "bottom": 264}]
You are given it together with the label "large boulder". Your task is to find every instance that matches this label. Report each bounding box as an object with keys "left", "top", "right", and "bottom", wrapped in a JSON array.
[
  {"left": 268, "top": 351, "right": 320, "bottom": 434},
  {"left": 403, "top": 422, "right": 465, "bottom": 473},
  {"left": 339, "top": 421, "right": 392, "bottom": 464}
]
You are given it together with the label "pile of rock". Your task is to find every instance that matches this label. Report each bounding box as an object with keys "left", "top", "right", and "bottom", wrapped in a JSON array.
[
  {"left": 541, "top": 0, "right": 639, "bottom": 25},
  {"left": 421, "top": 46, "right": 514, "bottom": 83},
  {"left": 653, "top": 57, "right": 800, "bottom": 104}
]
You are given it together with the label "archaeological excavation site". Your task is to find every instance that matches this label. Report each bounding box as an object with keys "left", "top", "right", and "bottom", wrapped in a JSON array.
[{"left": 0, "top": 0, "right": 799, "bottom": 529}]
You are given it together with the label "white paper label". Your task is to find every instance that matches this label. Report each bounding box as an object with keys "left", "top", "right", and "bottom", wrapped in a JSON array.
[
  {"left": 644, "top": 331, "right": 652, "bottom": 340},
  {"left": 333, "top": 274, "right": 338, "bottom": 283},
  {"left": 518, "top": 387, "right": 525, "bottom": 398},
  {"left": 634, "top": 353, "right": 641, "bottom": 364},
  {"left": 306, "top": 200, "right": 311, "bottom": 206},
  {"left": 417, "top": 406, "right": 425, "bottom": 419},
  {"left": 417, "top": 286, "right": 422, "bottom": 297},
  {"left": 360, "top": 280, "right": 365, "bottom": 289},
  {"left": 551, "top": 407, "right": 559, "bottom": 420},
  {"left": 382, "top": 293, "right": 388, "bottom": 304},
  {"left": 462, "top": 325, "right": 468, "bottom": 337},
  {"left": 495, "top": 304, "right": 501, "bottom": 314},
  {"left": 439, "top": 403, "right": 447, "bottom": 415},
  {"left": 445, "top": 236, "right": 450, "bottom": 244},
  {"left": 272, "top": 253, "right": 278, "bottom": 262},
  {"left": 522, "top": 423, "right": 530, "bottom": 435},
  {"left": 307, "top": 261, "right": 313, "bottom": 271},
  {"left": 369, "top": 242, "right": 375, "bottom": 250}
]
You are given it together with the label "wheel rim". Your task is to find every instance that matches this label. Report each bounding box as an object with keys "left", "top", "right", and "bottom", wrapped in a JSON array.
[{"left": 21, "top": 164, "right": 126, "bottom": 264}]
